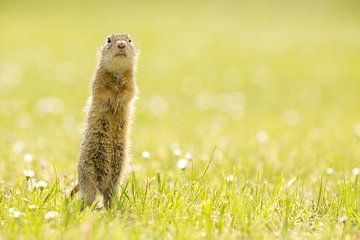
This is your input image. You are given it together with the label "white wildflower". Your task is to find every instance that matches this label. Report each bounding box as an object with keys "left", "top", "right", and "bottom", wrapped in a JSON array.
[
  {"left": 45, "top": 211, "right": 59, "bottom": 219},
  {"left": 23, "top": 169, "right": 35, "bottom": 180},
  {"left": 352, "top": 168, "right": 360, "bottom": 176},
  {"left": 9, "top": 208, "right": 25, "bottom": 218},
  {"left": 141, "top": 151, "right": 150, "bottom": 160},
  {"left": 34, "top": 180, "right": 48, "bottom": 190},
  {"left": 256, "top": 131, "right": 269, "bottom": 144},
  {"left": 177, "top": 159, "right": 187, "bottom": 170},
  {"left": 184, "top": 152, "right": 193, "bottom": 161},
  {"left": 326, "top": 168, "right": 334, "bottom": 175},
  {"left": 338, "top": 215, "right": 347, "bottom": 223},
  {"left": 13, "top": 211, "right": 25, "bottom": 218},
  {"left": 224, "top": 175, "right": 237, "bottom": 183},
  {"left": 23, "top": 153, "right": 34, "bottom": 163},
  {"left": 29, "top": 204, "right": 39, "bottom": 209},
  {"left": 173, "top": 148, "right": 182, "bottom": 157}
]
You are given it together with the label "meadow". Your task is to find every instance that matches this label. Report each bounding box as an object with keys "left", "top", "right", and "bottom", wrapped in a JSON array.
[{"left": 0, "top": 0, "right": 360, "bottom": 239}]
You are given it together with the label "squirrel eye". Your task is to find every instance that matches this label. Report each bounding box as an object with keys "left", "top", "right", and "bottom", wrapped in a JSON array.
[
  {"left": 107, "top": 37, "right": 111, "bottom": 43},
  {"left": 128, "top": 39, "right": 132, "bottom": 43}
]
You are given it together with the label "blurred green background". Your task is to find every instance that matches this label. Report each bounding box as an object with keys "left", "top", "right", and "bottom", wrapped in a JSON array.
[{"left": 0, "top": 0, "right": 360, "bottom": 182}]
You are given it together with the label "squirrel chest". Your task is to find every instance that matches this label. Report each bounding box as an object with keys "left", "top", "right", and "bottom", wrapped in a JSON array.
[{"left": 93, "top": 74, "right": 130, "bottom": 115}]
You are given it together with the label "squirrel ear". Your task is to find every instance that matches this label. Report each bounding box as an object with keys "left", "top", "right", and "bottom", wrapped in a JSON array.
[{"left": 105, "top": 34, "right": 113, "bottom": 42}]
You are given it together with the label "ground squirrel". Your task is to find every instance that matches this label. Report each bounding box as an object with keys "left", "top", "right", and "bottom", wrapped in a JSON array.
[{"left": 71, "top": 34, "right": 138, "bottom": 208}]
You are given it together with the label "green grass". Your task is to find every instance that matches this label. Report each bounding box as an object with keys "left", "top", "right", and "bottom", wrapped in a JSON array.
[{"left": 1, "top": 0, "right": 360, "bottom": 239}]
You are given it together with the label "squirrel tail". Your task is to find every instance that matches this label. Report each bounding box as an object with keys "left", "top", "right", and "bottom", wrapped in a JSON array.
[{"left": 70, "top": 184, "right": 79, "bottom": 199}]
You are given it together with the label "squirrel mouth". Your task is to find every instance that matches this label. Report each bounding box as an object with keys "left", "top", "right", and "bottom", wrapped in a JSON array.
[{"left": 114, "top": 53, "right": 127, "bottom": 57}]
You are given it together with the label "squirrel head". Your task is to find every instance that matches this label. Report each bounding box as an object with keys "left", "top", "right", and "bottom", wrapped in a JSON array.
[{"left": 99, "top": 34, "right": 138, "bottom": 74}]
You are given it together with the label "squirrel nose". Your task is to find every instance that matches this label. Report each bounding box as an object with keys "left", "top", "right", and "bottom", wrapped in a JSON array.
[{"left": 117, "top": 41, "right": 126, "bottom": 49}]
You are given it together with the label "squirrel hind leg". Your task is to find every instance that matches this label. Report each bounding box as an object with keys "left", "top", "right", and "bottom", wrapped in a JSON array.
[
  {"left": 78, "top": 181, "right": 97, "bottom": 207},
  {"left": 101, "top": 186, "right": 119, "bottom": 209}
]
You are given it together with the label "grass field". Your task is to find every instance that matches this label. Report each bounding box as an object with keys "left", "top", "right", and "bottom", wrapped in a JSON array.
[{"left": 1, "top": 0, "right": 360, "bottom": 239}]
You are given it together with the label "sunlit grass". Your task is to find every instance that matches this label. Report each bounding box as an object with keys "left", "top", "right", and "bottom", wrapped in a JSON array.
[{"left": 0, "top": 0, "right": 360, "bottom": 239}]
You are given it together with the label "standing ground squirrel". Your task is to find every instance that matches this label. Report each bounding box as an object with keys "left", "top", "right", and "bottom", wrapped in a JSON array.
[{"left": 71, "top": 34, "right": 138, "bottom": 208}]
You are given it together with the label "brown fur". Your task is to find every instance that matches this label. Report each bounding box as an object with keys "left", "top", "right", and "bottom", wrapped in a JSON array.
[{"left": 71, "top": 34, "right": 138, "bottom": 208}]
